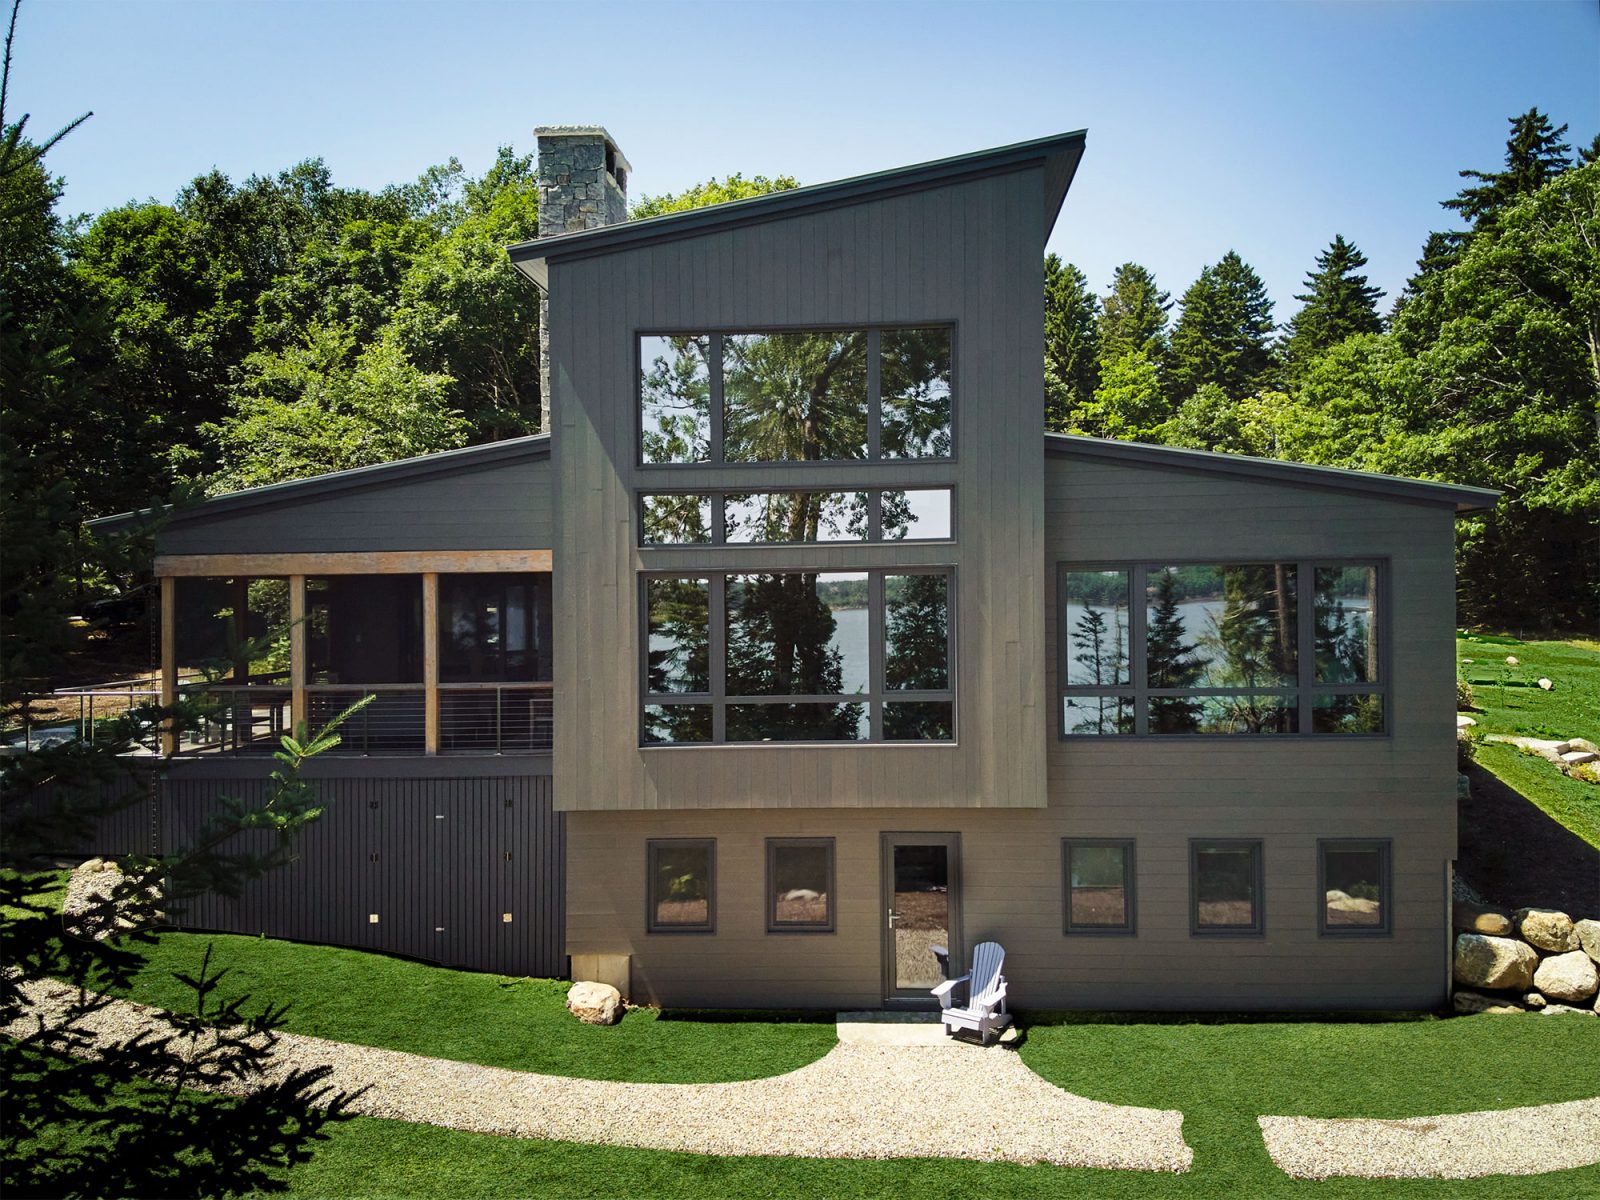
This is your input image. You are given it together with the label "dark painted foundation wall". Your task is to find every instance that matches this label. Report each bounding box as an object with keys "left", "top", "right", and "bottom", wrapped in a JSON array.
[{"left": 42, "top": 759, "right": 566, "bottom": 979}]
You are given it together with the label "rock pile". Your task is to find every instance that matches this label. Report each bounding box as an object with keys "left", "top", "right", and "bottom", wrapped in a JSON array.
[
  {"left": 1482, "top": 735, "right": 1600, "bottom": 784},
  {"left": 1452, "top": 904, "right": 1599, "bottom": 1015}
]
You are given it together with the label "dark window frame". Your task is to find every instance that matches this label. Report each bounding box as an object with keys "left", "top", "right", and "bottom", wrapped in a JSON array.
[
  {"left": 1317, "top": 838, "right": 1393, "bottom": 938},
  {"left": 1189, "top": 838, "right": 1265, "bottom": 937},
  {"left": 635, "top": 324, "right": 958, "bottom": 469},
  {"left": 639, "top": 486, "right": 956, "bottom": 547},
  {"left": 640, "top": 567, "right": 957, "bottom": 746},
  {"left": 646, "top": 838, "right": 717, "bottom": 935},
  {"left": 765, "top": 837, "right": 837, "bottom": 934},
  {"left": 1062, "top": 838, "right": 1137, "bottom": 936},
  {"left": 1057, "top": 559, "right": 1390, "bottom": 739}
]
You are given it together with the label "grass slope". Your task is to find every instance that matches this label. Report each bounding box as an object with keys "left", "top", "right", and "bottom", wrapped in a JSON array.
[
  {"left": 1458, "top": 633, "right": 1600, "bottom": 848},
  {"left": 107, "top": 929, "right": 835, "bottom": 1084},
  {"left": 279, "top": 1012, "right": 1600, "bottom": 1200}
]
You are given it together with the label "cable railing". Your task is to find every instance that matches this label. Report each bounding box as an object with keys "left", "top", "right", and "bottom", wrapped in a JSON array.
[
  {"left": 439, "top": 683, "right": 554, "bottom": 754},
  {"left": 306, "top": 685, "right": 426, "bottom": 755}
]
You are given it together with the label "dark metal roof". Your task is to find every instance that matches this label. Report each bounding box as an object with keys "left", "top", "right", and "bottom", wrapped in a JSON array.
[
  {"left": 1046, "top": 433, "right": 1499, "bottom": 513},
  {"left": 87, "top": 434, "right": 551, "bottom": 533},
  {"left": 508, "top": 131, "right": 1088, "bottom": 288}
]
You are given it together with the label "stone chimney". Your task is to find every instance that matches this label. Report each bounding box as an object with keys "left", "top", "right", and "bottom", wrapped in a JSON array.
[{"left": 536, "top": 126, "right": 630, "bottom": 432}]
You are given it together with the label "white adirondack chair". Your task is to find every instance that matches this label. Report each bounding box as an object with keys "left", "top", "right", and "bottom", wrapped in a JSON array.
[{"left": 930, "top": 940, "right": 1010, "bottom": 1043}]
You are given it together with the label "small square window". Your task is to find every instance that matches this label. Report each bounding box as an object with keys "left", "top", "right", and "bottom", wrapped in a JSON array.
[
  {"left": 767, "top": 838, "right": 835, "bottom": 932},
  {"left": 1063, "top": 840, "right": 1135, "bottom": 934},
  {"left": 1191, "top": 840, "right": 1264, "bottom": 935},
  {"left": 647, "top": 839, "right": 715, "bottom": 933},
  {"left": 1319, "top": 839, "right": 1391, "bottom": 936}
]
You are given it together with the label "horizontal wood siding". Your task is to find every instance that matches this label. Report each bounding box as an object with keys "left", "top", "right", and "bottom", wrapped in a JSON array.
[
  {"left": 551, "top": 169, "right": 1048, "bottom": 812},
  {"left": 159, "top": 458, "right": 553, "bottom": 555},
  {"left": 565, "top": 455, "right": 1462, "bottom": 1011}
]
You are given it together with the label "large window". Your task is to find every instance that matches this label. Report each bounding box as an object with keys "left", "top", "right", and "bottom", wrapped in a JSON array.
[
  {"left": 767, "top": 838, "right": 835, "bottom": 932},
  {"left": 1319, "top": 839, "right": 1391, "bottom": 935},
  {"left": 642, "top": 488, "right": 952, "bottom": 546},
  {"left": 647, "top": 839, "right": 715, "bottom": 933},
  {"left": 639, "top": 328, "right": 953, "bottom": 465},
  {"left": 1062, "top": 839, "right": 1135, "bottom": 935},
  {"left": 1190, "top": 839, "right": 1264, "bottom": 935},
  {"left": 642, "top": 569, "right": 953, "bottom": 745},
  {"left": 1058, "top": 561, "right": 1385, "bottom": 736},
  {"left": 439, "top": 573, "right": 552, "bottom": 682}
]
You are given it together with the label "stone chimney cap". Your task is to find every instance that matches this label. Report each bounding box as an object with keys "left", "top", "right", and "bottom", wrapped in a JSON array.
[{"left": 534, "top": 125, "right": 632, "bottom": 174}]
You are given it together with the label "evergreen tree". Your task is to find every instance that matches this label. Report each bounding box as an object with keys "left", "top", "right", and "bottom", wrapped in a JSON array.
[
  {"left": 1096, "top": 262, "right": 1172, "bottom": 368},
  {"left": 1167, "top": 251, "right": 1276, "bottom": 402},
  {"left": 1145, "top": 569, "right": 1203, "bottom": 732},
  {"left": 1043, "top": 254, "right": 1099, "bottom": 432},
  {"left": 1282, "top": 235, "right": 1383, "bottom": 378},
  {"left": 1444, "top": 107, "right": 1574, "bottom": 233}
]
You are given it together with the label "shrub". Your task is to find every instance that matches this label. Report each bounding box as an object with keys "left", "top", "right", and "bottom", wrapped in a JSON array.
[{"left": 1456, "top": 676, "right": 1475, "bottom": 711}]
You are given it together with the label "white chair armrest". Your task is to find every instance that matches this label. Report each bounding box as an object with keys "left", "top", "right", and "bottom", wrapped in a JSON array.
[{"left": 931, "top": 974, "right": 968, "bottom": 1004}]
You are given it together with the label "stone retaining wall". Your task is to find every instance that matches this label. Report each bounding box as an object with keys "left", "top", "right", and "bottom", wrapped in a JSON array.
[{"left": 1452, "top": 904, "right": 1599, "bottom": 1015}]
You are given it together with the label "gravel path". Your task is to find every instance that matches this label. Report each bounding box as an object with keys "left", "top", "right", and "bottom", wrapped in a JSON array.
[
  {"left": 9, "top": 979, "right": 1192, "bottom": 1171},
  {"left": 1260, "top": 1098, "right": 1600, "bottom": 1179}
]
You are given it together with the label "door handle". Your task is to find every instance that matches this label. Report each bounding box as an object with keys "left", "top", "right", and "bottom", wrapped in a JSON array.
[{"left": 887, "top": 909, "right": 899, "bottom": 926}]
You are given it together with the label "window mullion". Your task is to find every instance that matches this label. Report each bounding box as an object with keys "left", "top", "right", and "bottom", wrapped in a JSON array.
[
  {"left": 709, "top": 333, "right": 725, "bottom": 466},
  {"left": 1132, "top": 564, "right": 1149, "bottom": 736},
  {"left": 710, "top": 573, "right": 726, "bottom": 742}
]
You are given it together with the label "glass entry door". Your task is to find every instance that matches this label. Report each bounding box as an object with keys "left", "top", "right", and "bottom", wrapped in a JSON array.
[{"left": 880, "top": 833, "right": 962, "bottom": 1006}]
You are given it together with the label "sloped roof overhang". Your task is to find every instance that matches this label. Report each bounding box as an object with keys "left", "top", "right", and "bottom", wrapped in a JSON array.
[
  {"left": 507, "top": 130, "right": 1088, "bottom": 290},
  {"left": 1046, "top": 433, "right": 1499, "bottom": 513}
]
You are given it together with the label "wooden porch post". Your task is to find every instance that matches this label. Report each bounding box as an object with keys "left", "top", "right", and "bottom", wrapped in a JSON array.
[
  {"left": 423, "top": 572, "right": 439, "bottom": 755},
  {"left": 289, "top": 574, "right": 307, "bottom": 734},
  {"left": 159, "top": 575, "right": 177, "bottom": 756}
]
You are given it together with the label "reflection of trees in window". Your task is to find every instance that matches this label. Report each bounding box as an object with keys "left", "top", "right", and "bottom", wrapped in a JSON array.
[
  {"left": 646, "top": 578, "right": 709, "bottom": 695},
  {"left": 723, "top": 332, "right": 868, "bottom": 462},
  {"left": 440, "top": 573, "right": 551, "bottom": 682},
  {"left": 724, "top": 491, "right": 867, "bottom": 542},
  {"left": 1315, "top": 566, "right": 1376, "bottom": 683},
  {"left": 649, "top": 840, "right": 713, "bottom": 930},
  {"left": 881, "top": 328, "right": 953, "bottom": 458},
  {"left": 885, "top": 574, "right": 948, "bottom": 690},
  {"left": 641, "top": 494, "right": 712, "bottom": 544},
  {"left": 1147, "top": 568, "right": 1204, "bottom": 733},
  {"left": 725, "top": 573, "right": 864, "bottom": 739},
  {"left": 640, "top": 336, "right": 711, "bottom": 464}
]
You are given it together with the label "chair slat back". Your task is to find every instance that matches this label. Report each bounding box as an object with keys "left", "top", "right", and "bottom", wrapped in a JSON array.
[{"left": 969, "top": 941, "right": 1004, "bottom": 1002}]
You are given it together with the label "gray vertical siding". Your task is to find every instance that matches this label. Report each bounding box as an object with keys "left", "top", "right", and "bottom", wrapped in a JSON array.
[
  {"left": 158, "top": 457, "right": 554, "bottom": 555},
  {"left": 549, "top": 167, "right": 1049, "bottom": 812},
  {"left": 35, "top": 768, "right": 566, "bottom": 979}
]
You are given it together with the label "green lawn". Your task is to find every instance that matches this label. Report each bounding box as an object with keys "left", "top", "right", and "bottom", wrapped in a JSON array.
[
  {"left": 106, "top": 929, "right": 836, "bottom": 1084},
  {"left": 1458, "top": 632, "right": 1600, "bottom": 848},
  {"left": 274, "top": 1011, "right": 1600, "bottom": 1200}
]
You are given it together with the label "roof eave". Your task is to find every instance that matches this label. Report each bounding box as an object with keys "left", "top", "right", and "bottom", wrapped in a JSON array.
[
  {"left": 1045, "top": 433, "right": 1500, "bottom": 513},
  {"left": 507, "top": 130, "right": 1088, "bottom": 285}
]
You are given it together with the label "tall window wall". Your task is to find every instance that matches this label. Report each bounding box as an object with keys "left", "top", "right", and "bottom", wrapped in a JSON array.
[{"left": 636, "top": 325, "right": 957, "bottom": 748}]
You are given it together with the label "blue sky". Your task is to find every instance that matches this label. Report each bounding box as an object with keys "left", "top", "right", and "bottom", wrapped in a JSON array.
[{"left": 15, "top": 0, "right": 1599, "bottom": 319}]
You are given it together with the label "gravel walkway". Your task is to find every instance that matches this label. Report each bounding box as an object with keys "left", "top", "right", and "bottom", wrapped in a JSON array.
[
  {"left": 1260, "top": 1098, "right": 1600, "bottom": 1179},
  {"left": 9, "top": 979, "right": 1192, "bottom": 1172}
]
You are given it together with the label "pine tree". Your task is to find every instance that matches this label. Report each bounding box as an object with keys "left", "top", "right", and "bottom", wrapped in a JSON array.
[
  {"left": 1096, "top": 262, "right": 1172, "bottom": 368},
  {"left": 1145, "top": 569, "right": 1202, "bottom": 732},
  {"left": 1043, "top": 254, "right": 1099, "bottom": 432},
  {"left": 1281, "top": 235, "right": 1383, "bottom": 378},
  {"left": 1167, "top": 251, "right": 1276, "bottom": 402},
  {"left": 1444, "top": 108, "right": 1574, "bottom": 233}
]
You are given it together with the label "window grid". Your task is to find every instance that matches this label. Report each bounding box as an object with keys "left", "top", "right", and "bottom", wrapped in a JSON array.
[
  {"left": 641, "top": 568, "right": 956, "bottom": 746},
  {"left": 639, "top": 486, "right": 955, "bottom": 547},
  {"left": 1057, "top": 560, "right": 1388, "bottom": 738},
  {"left": 637, "top": 324, "right": 956, "bottom": 468}
]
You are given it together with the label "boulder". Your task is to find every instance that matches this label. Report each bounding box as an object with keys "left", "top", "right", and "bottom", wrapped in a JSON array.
[
  {"left": 1452, "top": 990, "right": 1524, "bottom": 1015},
  {"left": 1575, "top": 918, "right": 1600, "bottom": 964},
  {"left": 1453, "top": 932, "right": 1538, "bottom": 992},
  {"left": 566, "top": 980, "right": 624, "bottom": 1026},
  {"left": 1532, "top": 951, "right": 1599, "bottom": 1004},
  {"left": 1538, "top": 1004, "right": 1597, "bottom": 1017},
  {"left": 1560, "top": 750, "right": 1599, "bottom": 766},
  {"left": 1523, "top": 992, "right": 1547, "bottom": 1009},
  {"left": 1515, "top": 908, "right": 1580, "bottom": 953},
  {"left": 1570, "top": 738, "right": 1599, "bottom": 753},
  {"left": 1452, "top": 900, "right": 1512, "bottom": 936}
]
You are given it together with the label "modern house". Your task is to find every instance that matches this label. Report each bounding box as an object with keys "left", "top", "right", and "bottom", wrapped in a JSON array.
[{"left": 89, "top": 127, "right": 1498, "bottom": 1011}]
